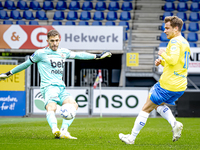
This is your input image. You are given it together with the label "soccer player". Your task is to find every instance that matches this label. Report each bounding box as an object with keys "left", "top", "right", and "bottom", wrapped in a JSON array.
[
  {"left": 119, "top": 16, "right": 190, "bottom": 144},
  {"left": 0, "top": 30, "right": 112, "bottom": 139}
]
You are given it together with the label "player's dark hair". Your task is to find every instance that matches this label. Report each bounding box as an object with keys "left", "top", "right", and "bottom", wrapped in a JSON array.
[
  {"left": 47, "top": 30, "right": 60, "bottom": 39},
  {"left": 164, "top": 16, "right": 183, "bottom": 32}
]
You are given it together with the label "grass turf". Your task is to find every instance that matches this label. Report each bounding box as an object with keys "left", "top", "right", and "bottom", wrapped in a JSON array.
[{"left": 0, "top": 117, "right": 199, "bottom": 150}]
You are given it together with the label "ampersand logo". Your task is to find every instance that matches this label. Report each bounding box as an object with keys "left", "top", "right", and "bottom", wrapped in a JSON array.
[{"left": 11, "top": 32, "right": 20, "bottom": 41}]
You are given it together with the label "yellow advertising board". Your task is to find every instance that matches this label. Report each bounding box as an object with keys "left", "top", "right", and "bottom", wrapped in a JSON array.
[
  {"left": 126, "top": 53, "right": 139, "bottom": 67},
  {"left": 0, "top": 65, "right": 25, "bottom": 91}
]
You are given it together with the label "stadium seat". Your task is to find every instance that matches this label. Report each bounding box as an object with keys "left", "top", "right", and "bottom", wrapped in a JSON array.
[
  {"left": 181, "top": 32, "right": 185, "bottom": 38},
  {"left": 124, "top": 32, "right": 128, "bottom": 41},
  {"left": 189, "top": 43, "right": 197, "bottom": 47},
  {"left": 176, "top": 12, "right": 187, "bottom": 21},
  {"left": 10, "top": 10, "right": 22, "bottom": 20},
  {"left": 92, "top": 21, "right": 102, "bottom": 26},
  {"left": 3, "top": 20, "right": 13, "bottom": 24},
  {"left": 192, "top": 0, "right": 200, "bottom": 2},
  {"left": 53, "top": 11, "right": 65, "bottom": 20},
  {"left": 123, "top": 0, "right": 133, "bottom": 1},
  {"left": 82, "top": 1, "right": 93, "bottom": 11},
  {"left": 43, "top": 1, "right": 54, "bottom": 10},
  {"left": 108, "top": 2, "right": 119, "bottom": 11},
  {"left": 65, "top": 21, "right": 76, "bottom": 25},
  {"left": 159, "top": 42, "right": 168, "bottom": 47},
  {"left": 0, "top": 2, "right": 3, "bottom": 10},
  {"left": 118, "top": 21, "right": 129, "bottom": 30},
  {"left": 177, "top": 2, "right": 188, "bottom": 12},
  {"left": 78, "top": 21, "right": 89, "bottom": 25},
  {"left": 121, "top": 2, "right": 133, "bottom": 11},
  {"left": 182, "top": 23, "right": 186, "bottom": 31},
  {"left": 188, "top": 22, "right": 199, "bottom": 32},
  {"left": 105, "top": 21, "right": 116, "bottom": 26},
  {"left": 163, "top": 2, "right": 175, "bottom": 11},
  {"left": 23, "top": 10, "right": 35, "bottom": 20},
  {"left": 97, "top": 0, "right": 106, "bottom": 1},
  {"left": 189, "top": 12, "right": 200, "bottom": 22},
  {"left": 56, "top": 1, "right": 67, "bottom": 10},
  {"left": 106, "top": 11, "right": 118, "bottom": 21},
  {"left": 66, "top": 11, "right": 78, "bottom": 20},
  {"left": 80, "top": 11, "right": 91, "bottom": 20},
  {"left": 93, "top": 11, "right": 104, "bottom": 21},
  {"left": 165, "top": 0, "right": 176, "bottom": 2},
  {"left": 179, "top": 0, "right": 189, "bottom": 2},
  {"left": 160, "top": 32, "right": 170, "bottom": 42},
  {"left": 36, "top": 11, "right": 48, "bottom": 20},
  {"left": 16, "top": 20, "right": 26, "bottom": 25},
  {"left": 0, "top": 10, "right": 9, "bottom": 19},
  {"left": 120, "top": 11, "right": 131, "bottom": 21},
  {"left": 69, "top": 1, "right": 80, "bottom": 10},
  {"left": 29, "top": 20, "right": 39, "bottom": 25},
  {"left": 190, "top": 2, "right": 200, "bottom": 12},
  {"left": 17, "top": 1, "right": 29, "bottom": 10},
  {"left": 52, "top": 21, "right": 62, "bottom": 25},
  {"left": 161, "top": 22, "right": 165, "bottom": 31},
  {"left": 5, "top": 0, "right": 16, "bottom": 10},
  {"left": 162, "top": 12, "right": 173, "bottom": 20},
  {"left": 30, "top": 1, "right": 42, "bottom": 10},
  {"left": 95, "top": 2, "right": 106, "bottom": 11},
  {"left": 187, "top": 32, "right": 198, "bottom": 42}
]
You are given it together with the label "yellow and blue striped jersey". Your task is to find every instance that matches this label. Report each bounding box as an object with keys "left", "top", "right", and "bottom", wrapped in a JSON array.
[{"left": 159, "top": 35, "right": 191, "bottom": 91}]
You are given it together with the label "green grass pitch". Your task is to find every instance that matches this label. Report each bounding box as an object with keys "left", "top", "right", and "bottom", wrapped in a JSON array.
[{"left": 0, "top": 117, "right": 199, "bottom": 150}]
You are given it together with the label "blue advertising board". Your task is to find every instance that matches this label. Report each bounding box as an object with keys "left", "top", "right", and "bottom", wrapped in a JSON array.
[{"left": 0, "top": 91, "right": 26, "bottom": 116}]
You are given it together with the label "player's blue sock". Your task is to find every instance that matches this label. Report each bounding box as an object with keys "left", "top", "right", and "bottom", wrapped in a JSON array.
[
  {"left": 46, "top": 111, "right": 57, "bottom": 129},
  {"left": 61, "top": 118, "right": 75, "bottom": 129}
]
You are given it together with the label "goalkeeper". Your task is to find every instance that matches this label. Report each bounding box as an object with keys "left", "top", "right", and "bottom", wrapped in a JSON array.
[{"left": 0, "top": 29, "right": 112, "bottom": 139}]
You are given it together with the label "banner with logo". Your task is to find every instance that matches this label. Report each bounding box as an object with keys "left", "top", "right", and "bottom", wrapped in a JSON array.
[
  {"left": 0, "top": 91, "right": 26, "bottom": 116},
  {"left": 0, "top": 25, "right": 123, "bottom": 51},
  {"left": 92, "top": 89, "right": 148, "bottom": 115}
]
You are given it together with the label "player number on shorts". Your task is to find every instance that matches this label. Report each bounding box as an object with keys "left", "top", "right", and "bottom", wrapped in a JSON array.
[{"left": 183, "top": 51, "right": 190, "bottom": 69}]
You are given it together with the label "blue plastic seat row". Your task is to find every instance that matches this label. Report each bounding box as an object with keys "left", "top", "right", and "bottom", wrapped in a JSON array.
[
  {"left": 159, "top": 42, "right": 197, "bottom": 47},
  {"left": 164, "top": 2, "right": 200, "bottom": 12},
  {"left": 3, "top": 20, "right": 39, "bottom": 25},
  {"left": 165, "top": 0, "right": 200, "bottom": 2}
]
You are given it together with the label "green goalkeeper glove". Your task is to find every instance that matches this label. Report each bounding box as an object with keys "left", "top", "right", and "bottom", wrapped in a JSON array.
[{"left": 96, "top": 51, "right": 112, "bottom": 60}]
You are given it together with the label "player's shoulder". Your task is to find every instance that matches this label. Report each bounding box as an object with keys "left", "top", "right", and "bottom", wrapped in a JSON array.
[{"left": 58, "top": 48, "right": 71, "bottom": 53}]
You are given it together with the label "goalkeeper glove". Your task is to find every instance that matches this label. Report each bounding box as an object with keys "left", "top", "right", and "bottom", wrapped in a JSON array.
[
  {"left": 0, "top": 71, "right": 13, "bottom": 80},
  {"left": 96, "top": 51, "right": 112, "bottom": 60}
]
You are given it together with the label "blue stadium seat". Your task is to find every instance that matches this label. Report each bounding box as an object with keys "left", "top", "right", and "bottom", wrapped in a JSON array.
[
  {"left": 53, "top": 11, "right": 65, "bottom": 20},
  {"left": 82, "top": 1, "right": 93, "bottom": 11},
  {"left": 190, "top": 2, "right": 200, "bottom": 12},
  {"left": 106, "top": 11, "right": 118, "bottom": 21},
  {"left": 120, "top": 11, "right": 131, "bottom": 21},
  {"left": 17, "top": 1, "right": 29, "bottom": 10},
  {"left": 121, "top": 2, "right": 133, "bottom": 11},
  {"left": 0, "top": 10, "right": 9, "bottom": 19},
  {"left": 10, "top": 10, "right": 22, "bottom": 20},
  {"left": 189, "top": 12, "right": 200, "bottom": 22},
  {"left": 124, "top": 32, "right": 128, "bottom": 41},
  {"left": 123, "top": 0, "right": 133, "bottom": 1},
  {"left": 16, "top": 20, "right": 26, "bottom": 25},
  {"left": 84, "top": 0, "right": 93, "bottom": 1},
  {"left": 165, "top": 0, "right": 176, "bottom": 2},
  {"left": 29, "top": 20, "right": 39, "bottom": 25},
  {"left": 192, "top": 0, "right": 200, "bottom": 2},
  {"left": 80, "top": 11, "right": 91, "bottom": 20},
  {"left": 159, "top": 42, "right": 168, "bottom": 47},
  {"left": 0, "top": 2, "right": 3, "bottom": 10},
  {"left": 66, "top": 11, "right": 78, "bottom": 20},
  {"left": 93, "top": 11, "right": 104, "bottom": 21},
  {"left": 188, "top": 22, "right": 199, "bottom": 32},
  {"left": 163, "top": 2, "right": 175, "bottom": 11},
  {"left": 160, "top": 33, "right": 170, "bottom": 42},
  {"left": 23, "top": 10, "right": 35, "bottom": 20},
  {"left": 162, "top": 12, "right": 173, "bottom": 20},
  {"left": 95, "top": 2, "right": 106, "bottom": 11},
  {"left": 181, "top": 32, "right": 185, "bottom": 38},
  {"left": 182, "top": 23, "right": 186, "bottom": 31},
  {"left": 108, "top": 2, "right": 119, "bottom": 11},
  {"left": 92, "top": 21, "right": 102, "bottom": 26},
  {"left": 187, "top": 32, "right": 198, "bottom": 42},
  {"left": 176, "top": 12, "right": 187, "bottom": 21},
  {"left": 161, "top": 22, "right": 165, "bottom": 31},
  {"left": 36, "top": 11, "right": 48, "bottom": 20},
  {"left": 118, "top": 21, "right": 129, "bottom": 30},
  {"left": 56, "top": 1, "right": 67, "bottom": 10},
  {"left": 69, "top": 1, "right": 80, "bottom": 10},
  {"left": 52, "top": 21, "right": 62, "bottom": 25},
  {"left": 78, "top": 21, "right": 89, "bottom": 25},
  {"left": 105, "top": 21, "right": 116, "bottom": 26},
  {"left": 189, "top": 42, "right": 197, "bottom": 47},
  {"left": 97, "top": 0, "right": 106, "bottom": 1},
  {"left": 5, "top": 0, "right": 16, "bottom": 10},
  {"left": 3, "top": 20, "right": 13, "bottom": 24},
  {"left": 65, "top": 21, "right": 76, "bottom": 25},
  {"left": 177, "top": 2, "right": 188, "bottom": 12},
  {"left": 43, "top": 1, "right": 54, "bottom": 10},
  {"left": 30, "top": 1, "right": 41, "bottom": 10},
  {"left": 179, "top": 0, "right": 189, "bottom": 2}
]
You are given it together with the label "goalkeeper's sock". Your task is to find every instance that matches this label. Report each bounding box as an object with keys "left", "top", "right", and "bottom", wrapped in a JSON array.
[
  {"left": 128, "top": 111, "right": 149, "bottom": 141},
  {"left": 46, "top": 111, "right": 57, "bottom": 129},
  {"left": 156, "top": 105, "right": 176, "bottom": 128},
  {"left": 61, "top": 118, "right": 75, "bottom": 129}
]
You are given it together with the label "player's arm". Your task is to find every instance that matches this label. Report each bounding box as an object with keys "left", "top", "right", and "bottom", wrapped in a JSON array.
[{"left": 69, "top": 51, "right": 112, "bottom": 60}]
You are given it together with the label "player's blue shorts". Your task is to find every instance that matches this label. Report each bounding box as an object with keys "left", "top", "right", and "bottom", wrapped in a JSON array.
[
  {"left": 149, "top": 82, "right": 184, "bottom": 105},
  {"left": 40, "top": 85, "right": 72, "bottom": 108}
]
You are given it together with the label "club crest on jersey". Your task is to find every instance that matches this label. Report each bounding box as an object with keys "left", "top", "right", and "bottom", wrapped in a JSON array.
[{"left": 60, "top": 53, "right": 66, "bottom": 59}]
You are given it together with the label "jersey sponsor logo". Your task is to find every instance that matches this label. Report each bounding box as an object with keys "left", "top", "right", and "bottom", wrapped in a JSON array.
[
  {"left": 174, "top": 71, "right": 186, "bottom": 78},
  {"left": 171, "top": 39, "right": 177, "bottom": 44},
  {"left": 50, "top": 59, "right": 65, "bottom": 68},
  {"left": 51, "top": 69, "right": 63, "bottom": 74},
  {"left": 170, "top": 46, "right": 177, "bottom": 51}
]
